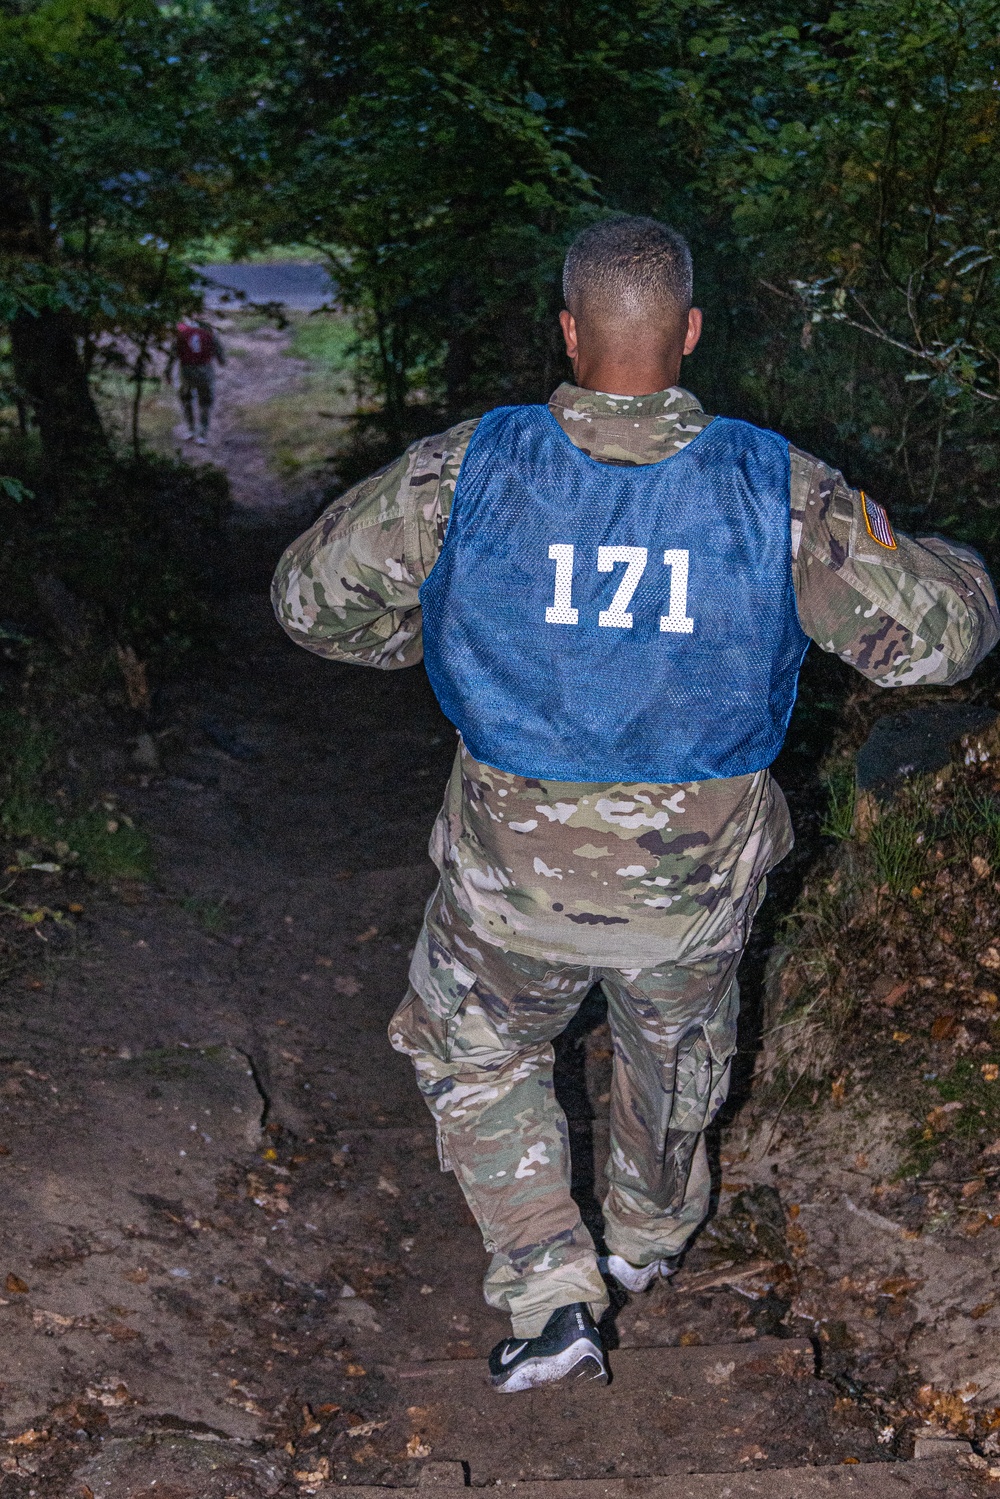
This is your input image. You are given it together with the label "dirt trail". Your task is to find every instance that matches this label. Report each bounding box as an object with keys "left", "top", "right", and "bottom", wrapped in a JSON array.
[
  {"left": 172, "top": 321, "right": 315, "bottom": 513},
  {"left": 0, "top": 340, "right": 988, "bottom": 1496}
]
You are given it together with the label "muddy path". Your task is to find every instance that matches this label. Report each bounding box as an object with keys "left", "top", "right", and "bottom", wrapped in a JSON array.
[{"left": 0, "top": 338, "right": 990, "bottom": 1496}]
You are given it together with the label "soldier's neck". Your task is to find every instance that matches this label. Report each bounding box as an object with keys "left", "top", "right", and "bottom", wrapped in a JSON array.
[{"left": 571, "top": 352, "right": 683, "bottom": 398}]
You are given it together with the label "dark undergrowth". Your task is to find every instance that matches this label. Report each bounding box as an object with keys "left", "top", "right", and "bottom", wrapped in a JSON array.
[{"left": 0, "top": 433, "right": 231, "bottom": 976}]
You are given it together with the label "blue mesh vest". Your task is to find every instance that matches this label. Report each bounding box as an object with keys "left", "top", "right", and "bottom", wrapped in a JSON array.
[{"left": 419, "top": 405, "right": 810, "bottom": 783}]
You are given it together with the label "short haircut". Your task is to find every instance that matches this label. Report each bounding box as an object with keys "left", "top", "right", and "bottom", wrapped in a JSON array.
[{"left": 562, "top": 216, "right": 693, "bottom": 325}]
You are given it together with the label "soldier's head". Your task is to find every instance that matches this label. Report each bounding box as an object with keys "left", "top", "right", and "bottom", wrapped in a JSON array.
[{"left": 560, "top": 216, "right": 702, "bottom": 395}]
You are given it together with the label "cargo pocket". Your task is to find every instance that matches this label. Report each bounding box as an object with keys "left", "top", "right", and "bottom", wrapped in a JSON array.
[
  {"left": 668, "top": 978, "right": 740, "bottom": 1135},
  {"left": 407, "top": 924, "right": 477, "bottom": 1024}
]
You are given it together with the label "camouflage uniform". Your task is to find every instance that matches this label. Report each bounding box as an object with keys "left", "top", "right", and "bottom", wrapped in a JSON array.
[{"left": 273, "top": 384, "right": 999, "bottom": 1335}]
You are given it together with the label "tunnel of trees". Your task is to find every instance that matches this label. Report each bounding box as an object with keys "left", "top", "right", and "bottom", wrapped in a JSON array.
[{"left": 0, "top": 0, "right": 997, "bottom": 668}]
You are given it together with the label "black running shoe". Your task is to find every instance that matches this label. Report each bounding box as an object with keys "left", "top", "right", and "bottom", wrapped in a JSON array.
[{"left": 488, "top": 1303, "right": 608, "bottom": 1393}]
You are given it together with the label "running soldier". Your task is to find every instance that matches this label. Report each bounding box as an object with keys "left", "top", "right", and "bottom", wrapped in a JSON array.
[
  {"left": 173, "top": 318, "right": 225, "bottom": 445},
  {"left": 272, "top": 218, "right": 999, "bottom": 1392}
]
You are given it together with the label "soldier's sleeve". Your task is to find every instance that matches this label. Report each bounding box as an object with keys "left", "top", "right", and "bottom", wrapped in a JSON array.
[
  {"left": 789, "top": 449, "right": 1000, "bottom": 686},
  {"left": 270, "top": 420, "right": 476, "bottom": 669}
]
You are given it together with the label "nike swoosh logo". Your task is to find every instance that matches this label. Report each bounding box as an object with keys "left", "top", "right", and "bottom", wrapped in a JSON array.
[{"left": 499, "top": 1342, "right": 529, "bottom": 1366}]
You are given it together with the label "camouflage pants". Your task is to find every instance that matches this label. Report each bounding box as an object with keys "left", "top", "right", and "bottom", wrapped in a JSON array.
[
  {"left": 389, "top": 904, "right": 742, "bottom": 1337},
  {"left": 179, "top": 365, "right": 215, "bottom": 433}
]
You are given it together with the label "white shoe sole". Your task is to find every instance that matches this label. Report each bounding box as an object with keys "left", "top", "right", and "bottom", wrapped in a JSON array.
[
  {"left": 493, "top": 1338, "right": 607, "bottom": 1393},
  {"left": 602, "top": 1254, "right": 676, "bottom": 1292}
]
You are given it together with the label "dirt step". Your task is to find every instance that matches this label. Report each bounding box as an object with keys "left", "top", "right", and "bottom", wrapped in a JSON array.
[
  {"left": 379, "top": 1339, "right": 888, "bottom": 1485},
  {"left": 323, "top": 1453, "right": 980, "bottom": 1497}
]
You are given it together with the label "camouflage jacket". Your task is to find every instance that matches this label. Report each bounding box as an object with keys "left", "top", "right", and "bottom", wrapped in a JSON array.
[{"left": 273, "top": 384, "right": 999, "bottom": 966}]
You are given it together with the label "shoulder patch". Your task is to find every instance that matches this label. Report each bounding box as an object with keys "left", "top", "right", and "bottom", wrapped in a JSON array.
[{"left": 861, "top": 491, "right": 897, "bottom": 550}]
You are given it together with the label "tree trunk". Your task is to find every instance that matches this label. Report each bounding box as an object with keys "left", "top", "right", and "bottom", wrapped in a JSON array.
[
  {"left": 1, "top": 166, "right": 110, "bottom": 474},
  {"left": 10, "top": 307, "right": 110, "bottom": 472}
]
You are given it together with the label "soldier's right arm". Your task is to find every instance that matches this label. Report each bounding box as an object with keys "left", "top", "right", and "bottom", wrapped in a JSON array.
[
  {"left": 790, "top": 451, "right": 1000, "bottom": 687},
  {"left": 271, "top": 420, "right": 476, "bottom": 669}
]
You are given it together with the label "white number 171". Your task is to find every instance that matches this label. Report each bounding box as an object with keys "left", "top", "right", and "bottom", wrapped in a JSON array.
[{"left": 545, "top": 544, "right": 693, "bottom": 633}]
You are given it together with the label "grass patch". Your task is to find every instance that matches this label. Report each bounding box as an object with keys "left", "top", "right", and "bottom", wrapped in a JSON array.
[
  {"left": 820, "top": 761, "right": 856, "bottom": 841},
  {"left": 1, "top": 715, "right": 152, "bottom": 883},
  {"left": 177, "top": 894, "right": 231, "bottom": 935},
  {"left": 289, "top": 314, "right": 358, "bottom": 370},
  {"left": 762, "top": 718, "right": 1000, "bottom": 1097},
  {"left": 867, "top": 783, "right": 931, "bottom": 894}
]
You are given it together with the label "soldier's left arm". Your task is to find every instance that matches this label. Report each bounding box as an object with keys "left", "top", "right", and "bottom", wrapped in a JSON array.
[
  {"left": 271, "top": 421, "right": 475, "bottom": 668},
  {"left": 790, "top": 450, "right": 1000, "bottom": 685}
]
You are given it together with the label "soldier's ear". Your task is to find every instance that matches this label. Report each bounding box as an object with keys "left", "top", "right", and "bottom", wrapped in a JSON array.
[
  {"left": 559, "top": 309, "right": 578, "bottom": 362},
  {"left": 683, "top": 307, "right": 703, "bottom": 357}
]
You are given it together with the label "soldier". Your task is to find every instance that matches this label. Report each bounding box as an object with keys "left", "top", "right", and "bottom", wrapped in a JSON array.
[
  {"left": 272, "top": 217, "right": 999, "bottom": 1393},
  {"left": 173, "top": 318, "right": 225, "bottom": 444}
]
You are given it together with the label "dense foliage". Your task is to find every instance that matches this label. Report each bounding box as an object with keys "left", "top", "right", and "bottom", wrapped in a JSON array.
[
  {"left": 1, "top": 0, "right": 997, "bottom": 627},
  {"left": 238, "top": 0, "right": 1000, "bottom": 532}
]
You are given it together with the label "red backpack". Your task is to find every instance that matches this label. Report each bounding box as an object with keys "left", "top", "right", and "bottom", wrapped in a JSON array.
[{"left": 176, "top": 322, "right": 214, "bottom": 366}]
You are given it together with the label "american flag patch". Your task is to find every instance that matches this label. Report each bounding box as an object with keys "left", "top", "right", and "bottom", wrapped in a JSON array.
[{"left": 861, "top": 491, "right": 897, "bottom": 550}]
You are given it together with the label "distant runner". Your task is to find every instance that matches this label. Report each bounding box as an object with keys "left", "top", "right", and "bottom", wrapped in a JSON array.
[{"left": 173, "top": 319, "right": 225, "bottom": 445}]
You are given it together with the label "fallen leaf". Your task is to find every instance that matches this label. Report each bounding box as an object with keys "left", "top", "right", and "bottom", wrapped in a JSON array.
[
  {"left": 926, "top": 1101, "right": 964, "bottom": 1131},
  {"left": 982, "top": 1139, "right": 1000, "bottom": 1158},
  {"left": 738, "top": 1444, "right": 767, "bottom": 1463},
  {"left": 377, "top": 1175, "right": 400, "bottom": 1197},
  {"left": 406, "top": 1435, "right": 432, "bottom": 1459},
  {"left": 5, "top": 1273, "right": 28, "bottom": 1295},
  {"left": 347, "top": 1419, "right": 388, "bottom": 1438},
  {"left": 931, "top": 1014, "right": 956, "bottom": 1041},
  {"left": 316, "top": 1403, "right": 340, "bottom": 1415},
  {"left": 345, "top": 1363, "right": 366, "bottom": 1377},
  {"left": 880, "top": 1276, "right": 921, "bottom": 1296},
  {"left": 32, "top": 1308, "right": 75, "bottom": 1331},
  {"left": 85, "top": 1383, "right": 131, "bottom": 1408},
  {"left": 892, "top": 1031, "right": 911, "bottom": 1043},
  {"left": 831, "top": 1075, "right": 846, "bottom": 1105},
  {"left": 979, "top": 947, "right": 1000, "bottom": 972},
  {"left": 293, "top": 1456, "right": 331, "bottom": 1484},
  {"left": 105, "top": 1321, "right": 140, "bottom": 1342},
  {"left": 122, "top": 1268, "right": 149, "bottom": 1285},
  {"left": 9, "top": 1429, "right": 47, "bottom": 1447},
  {"left": 353, "top": 926, "right": 378, "bottom": 944},
  {"left": 983, "top": 1064, "right": 1000, "bottom": 1082},
  {"left": 972, "top": 856, "right": 991, "bottom": 880}
]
